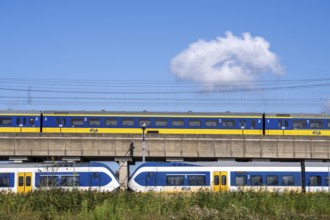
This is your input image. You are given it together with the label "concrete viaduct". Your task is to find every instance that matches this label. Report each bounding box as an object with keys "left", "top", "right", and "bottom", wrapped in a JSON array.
[{"left": 0, "top": 133, "right": 329, "bottom": 188}]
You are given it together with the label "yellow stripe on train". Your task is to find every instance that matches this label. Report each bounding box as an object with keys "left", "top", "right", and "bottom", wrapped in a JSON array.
[
  {"left": 266, "top": 129, "right": 330, "bottom": 136},
  {"left": 0, "top": 127, "right": 40, "bottom": 133},
  {"left": 42, "top": 127, "right": 263, "bottom": 135}
]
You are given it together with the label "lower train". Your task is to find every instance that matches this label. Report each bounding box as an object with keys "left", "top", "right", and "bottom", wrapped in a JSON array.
[
  {"left": 128, "top": 161, "right": 330, "bottom": 192},
  {"left": 1, "top": 110, "right": 330, "bottom": 136},
  {"left": 0, "top": 162, "right": 120, "bottom": 193}
]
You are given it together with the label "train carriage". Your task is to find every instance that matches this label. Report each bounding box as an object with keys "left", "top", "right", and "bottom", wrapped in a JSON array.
[
  {"left": 0, "top": 162, "right": 120, "bottom": 193},
  {"left": 265, "top": 113, "right": 330, "bottom": 136},
  {"left": 42, "top": 111, "right": 264, "bottom": 135},
  {"left": 0, "top": 111, "right": 41, "bottom": 133},
  {"left": 128, "top": 162, "right": 330, "bottom": 193}
]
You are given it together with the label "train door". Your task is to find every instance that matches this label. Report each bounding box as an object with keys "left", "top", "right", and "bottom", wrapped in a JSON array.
[
  {"left": 15, "top": 117, "right": 27, "bottom": 132},
  {"left": 213, "top": 171, "right": 228, "bottom": 192},
  {"left": 17, "top": 172, "right": 32, "bottom": 193},
  {"left": 91, "top": 172, "right": 100, "bottom": 187},
  {"left": 146, "top": 172, "right": 156, "bottom": 190},
  {"left": 278, "top": 119, "right": 289, "bottom": 135}
]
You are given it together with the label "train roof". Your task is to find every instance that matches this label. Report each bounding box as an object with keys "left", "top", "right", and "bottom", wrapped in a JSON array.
[
  {"left": 42, "top": 110, "right": 263, "bottom": 117},
  {"left": 265, "top": 113, "right": 330, "bottom": 118},
  {"left": 0, "top": 110, "right": 41, "bottom": 115},
  {"left": 0, "top": 161, "right": 112, "bottom": 169}
]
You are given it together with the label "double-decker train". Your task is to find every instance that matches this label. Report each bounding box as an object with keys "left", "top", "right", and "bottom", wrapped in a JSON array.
[
  {"left": 1, "top": 110, "right": 330, "bottom": 136},
  {"left": 0, "top": 162, "right": 120, "bottom": 193},
  {"left": 128, "top": 161, "right": 330, "bottom": 193}
]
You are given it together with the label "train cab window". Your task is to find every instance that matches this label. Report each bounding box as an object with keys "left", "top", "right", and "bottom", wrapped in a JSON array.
[
  {"left": 309, "top": 176, "right": 321, "bottom": 186},
  {"left": 188, "top": 175, "right": 205, "bottom": 186},
  {"left": 122, "top": 119, "right": 134, "bottom": 126},
  {"left": 205, "top": 120, "right": 218, "bottom": 127},
  {"left": 222, "top": 120, "right": 235, "bottom": 128},
  {"left": 282, "top": 175, "right": 294, "bottom": 186},
  {"left": 266, "top": 175, "right": 278, "bottom": 186},
  {"left": 88, "top": 118, "right": 101, "bottom": 126},
  {"left": 326, "top": 177, "right": 329, "bottom": 186},
  {"left": 235, "top": 176, "right": 247, "bottom": 186},
  {"left": 138, "top": 119, "right": 151, "bottom": 127},
  {"left": 0, "top": 175, "right": 10, "bottom": 187},
  {"left": 310, "top": 120, "right": 323, "bottom": 129},
  {"left": 251, "top": 175, "right": 263, "bottom": 186},
  {"left": 239, "top": 120, "right": 246, "bottom": 128},
  {"left": 155, "top": 119, "right": 168, "bottom": 127},
  {"left": 293, "top": 120, "right": 307, "bottom": 129},
  {"left": 172, "top": 119, "right": 184, "bottom": 127},
  {"left": 29, "top": 117, "right": 34, "bottom": 126},
  {"left": 166, "top": 175, "right": 184, "bottom": 186},
  {"left": 0, "top": 117, "right": 12, "bottom": 125},
  {"left": 71, "top": 118, "right": 84, "bottom": 126},
  {"left": 214, "top": 175, "right": 219, "bottom": 185},
  {"left": 56, "top": 118, "right": 66, "bottom": 126},
  {"left": 105, "top": 118, "right": 117, "bottom": 126},
  {"left": 61, "top": 176, "right": 80, "bottom": 186},
  {"left": 188, "top": 120, "right": 201, "bottom": 127}
]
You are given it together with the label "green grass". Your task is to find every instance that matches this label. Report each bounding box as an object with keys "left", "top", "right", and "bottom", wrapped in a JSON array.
[{"left": 0, "top": 190, "right": 329, "bottom": 219}]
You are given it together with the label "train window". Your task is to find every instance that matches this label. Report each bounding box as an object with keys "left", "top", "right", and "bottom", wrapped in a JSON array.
[
  {"left": 71, "top": 118, "right": 84, "bottom": 126},
  {"left": 293, "top": 120, "right": 307, "bottom": 129},
  {"left": 310, "top": 120, "right": 323, "bottom": 129},
  {"left": 138, "top": 119, "right": 151, "bottom": 127},
  {"left": 239, "top": 120, "right": 246, "bottom": 128},
  {"left": 266, "top": 175, "right": 278, "bottom": 186},
  {"left": 222, "top": 120, "right": 235, "bottom": 128},
  {"left": 16, "top": 118, "right": 20, "bottom": 125},
  {"left": 19, "top": 176, "right": 24, "bottom": 186},
  {"left": 29, "top": 117, "right": 34, "bottom": 126},
  {"left": 155, "top": 119, "right": 168, "bottom": 127},
  {"left": 0, "top": 175, "right": 9, "bottom": 187},
  {"left": 26, "top": 176, "right": 31, "bottom": 187},
  {"left": 285, "top": 120, "right": 288, "bottom": 127},
  {"left": 251, "top": 175, "right": 263, "bottom": 186},
  {"left": 282, "top": 175, "right": 294, "bottom": 186},
  {"left": 0, "top": 117, "right": 12, "bottom": 125},
  {"left": 222, "top": 175, "right": 227, "bottom": 185},
  {"left": 122, "top": 119, "right": 134, "bottom": 126},
  {"left": 166, "top": 175, "right": 184, "bottom": 186},
  {"left": 188, "top": 175, "right": 205, "bottom": 186},
  {"left": 23, "top": 118, "right": 26, "bottom": 125},
  {"left": 188, "top": 120, "right": 201, "bottom": 127},
  {"left": 327, "top": 121, "right": 330, "bottom": 129},
  {"left": 60, "top": 176, "right": 80, "bottom": 186},
  {"left": 326, "top": 177, "right": 329, "bottom": 186},
  {"left": 309, "top": 176, "right": 321, "bottom": 186},
  {"left": 39, "top": 176, "right": 59, "bottom": 187},
  {"left": 235, "top": 176, "right": 246, "bottom": 186},
  {"left": 214, "top": 175, "right": 219, "bottom": 185},
  {"left": 172, "top": 119, "right": 184, "bottom": 127},
  {"left": 251, "top": 120, "right": 256, "bottom": 128},
  {"left": 105, "top": 118, "right": 117, "bottom": 126},
  {"left": 88, "top": 118, "right": 101, "bottom": 126},
  {"left": 56, "top": 118, "right": 66, "bottom": 126},
  {"left": 205, "top": 120, "right": 218, "bottom": 127}
]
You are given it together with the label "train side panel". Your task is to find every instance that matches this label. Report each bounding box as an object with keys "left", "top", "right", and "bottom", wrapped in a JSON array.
[{"left": 0, "top": 111, "right": 41, "bottom": 133}]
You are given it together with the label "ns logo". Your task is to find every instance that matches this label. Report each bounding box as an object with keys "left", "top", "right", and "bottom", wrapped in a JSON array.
[{"left": 312, "top": 131, "right": 321, "bottom": 135}]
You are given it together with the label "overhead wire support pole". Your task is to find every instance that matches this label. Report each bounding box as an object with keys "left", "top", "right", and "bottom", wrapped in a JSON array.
[{"left": 141, "top": 122, "right": 146, "bottom": 163}]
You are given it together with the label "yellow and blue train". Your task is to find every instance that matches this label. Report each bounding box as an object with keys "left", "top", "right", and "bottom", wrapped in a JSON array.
[{"left": 1, "top": 110, "right": 330, "bottom": 136}]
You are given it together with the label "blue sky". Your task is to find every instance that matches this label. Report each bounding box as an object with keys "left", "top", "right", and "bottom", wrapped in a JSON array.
[{"left": 1, "top": 1, "right": 330, "bottom": 113}]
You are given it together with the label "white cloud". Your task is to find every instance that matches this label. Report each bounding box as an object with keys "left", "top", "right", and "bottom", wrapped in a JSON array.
[{"left": 170, "top": 31, "right": 284, "bottom": 91}]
